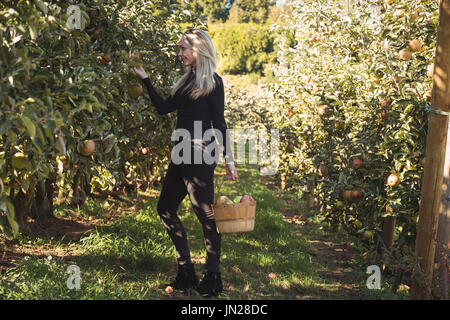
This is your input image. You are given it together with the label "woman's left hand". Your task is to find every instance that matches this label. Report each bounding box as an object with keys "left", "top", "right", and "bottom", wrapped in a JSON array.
[
  {"left": 225, "top": 163, "right": 238, "bottom": 181},
  {"left": 131, "top": 66, "right": 148, "bottom": 80}
]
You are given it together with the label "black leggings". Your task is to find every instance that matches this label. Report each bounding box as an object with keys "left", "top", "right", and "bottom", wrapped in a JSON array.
[{"left": 156, "top": 161, "right": 221, "bottom": 272}]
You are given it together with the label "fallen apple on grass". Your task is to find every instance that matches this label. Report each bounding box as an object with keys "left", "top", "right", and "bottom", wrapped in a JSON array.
[
  {"left": 165, "top": 286, "right": 173, "bottom": 294},
  {"left": 267, "top": 273, "right": 277, "bottom": 279}
]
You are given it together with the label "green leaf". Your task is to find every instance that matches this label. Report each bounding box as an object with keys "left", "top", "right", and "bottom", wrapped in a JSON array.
[
  {"left": 20, "top": 115, "right": 36, "bottom": 138},
  {"left": 33, "top": 136, "right": 45, "bottom": 153},
  {"left": 0, "top": 121, "right": 13, "bottom": 135},
  {"left": 34, "top": 0, "right": 48, "bottom": 15},
  {"left": 9, "top": 219, "right": 19, "bottom": 237},
  {"left": 29, "top": 24, "right": 37, "bottom": 40},
  {"left": 0, "top": 215, "right": 13, "bottom": 239}
]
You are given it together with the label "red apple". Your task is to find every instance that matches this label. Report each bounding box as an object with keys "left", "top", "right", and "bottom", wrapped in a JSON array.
[
  {"left": 318, "top": 164, "right": 328, "bottom": 177},
  {"left": 216, "top": 195, "right": 232, "bottom": 205},
  {"left": 165, "top": 286, "right": 173, "bottom": 294},
  {"left": 398, "top": 48, "right": 412, "bottom": 61},
  {"left": 351, "top": 189, "right": 362, "bottom": 201},
  {"left": 317, "top": 105, "right": 327, "bottom": 115},
  {"left": 408, "top": 39, "right": 422, "bottom": 52},
  {"left": 333, "top": 120, "right": 344, "bottom": 128},
  {"left": 381, "top": 100, "right": 391, "bottom": 108},
  {"left": 352, "top": 158, "right": 363, "bottom": 169},
  {"left": 240, "top": 195, "right": 255, "bottom": 204},
  {"left": 336, "top": 200, "right": 345, "bottom": 209},
  {"left": 343, "top": 190, "right": 353, "bottom": 201},
  {"left": 387, "top": 173, "right": 400, "bottom": 187}
]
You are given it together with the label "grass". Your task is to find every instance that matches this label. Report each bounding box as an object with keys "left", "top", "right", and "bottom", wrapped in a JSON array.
[
  {"left": 0, "top": 162, "right": 411, "bottom": 300},
  {"left": 0, "top": 164, "right": 321, "bottom": 300}
]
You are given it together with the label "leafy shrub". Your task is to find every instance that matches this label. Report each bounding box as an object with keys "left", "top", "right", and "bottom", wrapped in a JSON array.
[{"left": 210, "top": 23, "right": 276, "bottom": 75}]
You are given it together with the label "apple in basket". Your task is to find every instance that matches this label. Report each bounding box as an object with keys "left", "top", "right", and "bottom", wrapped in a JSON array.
[
  {"left": 240, "top": 195, "right": 255, "bottom": 204},
  {"left": 215, "top": 196, "right": 234, "bottom": 205}
]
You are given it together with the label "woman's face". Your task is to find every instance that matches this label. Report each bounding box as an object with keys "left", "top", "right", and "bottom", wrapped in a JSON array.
[{"left": 177, "top": 37, "right": 196, "bottom": 67}]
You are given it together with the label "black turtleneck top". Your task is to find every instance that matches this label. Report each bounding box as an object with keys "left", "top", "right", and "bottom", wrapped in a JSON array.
[{"left": 141, "top": 71, "right": 234, "bottom": 164}]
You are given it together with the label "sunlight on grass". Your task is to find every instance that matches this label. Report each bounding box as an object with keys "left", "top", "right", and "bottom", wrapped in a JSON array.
[{"left": 0, "top": 164, "right": 321, "bottom": 300}]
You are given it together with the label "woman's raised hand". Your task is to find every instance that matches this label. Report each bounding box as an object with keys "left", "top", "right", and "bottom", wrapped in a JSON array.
[{"left": 132, "top": 66, "right": 148, "bottom": 80}]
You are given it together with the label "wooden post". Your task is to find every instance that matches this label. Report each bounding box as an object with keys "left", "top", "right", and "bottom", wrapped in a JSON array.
[
  {"left": 434, "top": 118, "right": 449, "bottom": 300},
  {"left": 411, "top": 0, "right": 450, "bottom": 300}
]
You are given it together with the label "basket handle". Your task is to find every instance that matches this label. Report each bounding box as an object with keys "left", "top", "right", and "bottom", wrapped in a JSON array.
[{"left": 215, "top": 169, "right": 251, "bottom": 196}]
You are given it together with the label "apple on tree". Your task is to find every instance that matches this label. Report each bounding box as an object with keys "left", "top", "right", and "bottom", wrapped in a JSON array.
[
  {"left": 408, "top": 39, "right": 422, "bottom": 52},
  {"left": 129, "top": 83, "right": 143, "bottom": 98},
  {"left": 387, "top": 173, "right": 400, "bottom": 187},
  {"left": 343, "top": 190, "right": 353, "bottom": 201},
  {"left": 78, "top": 140, "right": 95, "bottom": 156},
  {"left": 317, "top": 105, "right": 327, "bottom": 115},
  {"left": 381, "top": 99, "right": 391, "bottom": 108},
  {"left": 398, "top": 48, "right": 412, "bottom": 61},
  {"left": 352, "top": 158, "right": 363, "bottom": 169}
]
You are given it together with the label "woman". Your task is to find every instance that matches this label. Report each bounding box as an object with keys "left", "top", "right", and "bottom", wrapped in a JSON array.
[{"left": 132, "top": 28, "right": 237, "bottom": 298}]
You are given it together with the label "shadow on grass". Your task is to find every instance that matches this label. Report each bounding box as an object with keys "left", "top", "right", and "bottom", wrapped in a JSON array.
[
  {"left": 1, "top": 164, "right": 346, "bottom": 300},
  {"left": 174, "top": 164, "right": 321, "bottom": 299}
]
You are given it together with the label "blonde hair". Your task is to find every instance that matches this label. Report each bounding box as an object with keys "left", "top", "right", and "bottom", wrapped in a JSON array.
[{"left": 171, "top": 29, "right": 218, "bottom": 100}]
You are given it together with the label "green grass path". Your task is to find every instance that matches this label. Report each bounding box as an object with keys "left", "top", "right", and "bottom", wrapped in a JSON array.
[
  {"left": 0, "top": 164, "right": 322, "bottom": 299},
  {"left": 1, "top": 164, "right": 408, "bottom": 300}
]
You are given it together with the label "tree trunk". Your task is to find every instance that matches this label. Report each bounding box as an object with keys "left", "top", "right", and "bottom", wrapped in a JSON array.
[
  {"left": 12, "top": 177, "right": 37, "bottom": 232},
  {"left": 382, "top": 216, "right": 396, "bottom": 250},
  {"left": 56, "top": 172, "right": 66, "bottom": 206},
  {"left": 411, "top": 0, "right": 450, "bottom": 300},
  {"left": 30, "top": 177, "right": 56, "bottom": 221},
  {"left": 434, "top": 118, "right": 450, "bottom": 300},
  {"left": 70, "top": 169, "right": 86, "bottom": 206}
]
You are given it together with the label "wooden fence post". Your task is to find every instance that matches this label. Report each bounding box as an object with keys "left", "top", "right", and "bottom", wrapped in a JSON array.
[
  {"left": 411, "top": 0, "right": 450, "bottom": 300},
  {"left": 434, "top": 118, "right": 449, "bottom": 300}
]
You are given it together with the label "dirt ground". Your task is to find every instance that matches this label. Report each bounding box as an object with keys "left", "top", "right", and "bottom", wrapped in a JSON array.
[
  {"left": 0, "top": 215, "right": 99, "bottom": 275},
  {"left": 262, "top": 176, "right": 364, "bottom": 300}
]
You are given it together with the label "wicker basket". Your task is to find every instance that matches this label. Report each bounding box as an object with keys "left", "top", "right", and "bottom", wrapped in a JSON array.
[{"left": 211, "top": 201, "right": 256, "bottom": 234}]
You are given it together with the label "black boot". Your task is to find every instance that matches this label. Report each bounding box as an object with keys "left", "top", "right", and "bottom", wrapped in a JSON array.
[
  {"left": 170, "top": 262, "right": 199, "bottom": 290},
  {"left": 196, "top": 271, "right": 223, "bottom": 298}
]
